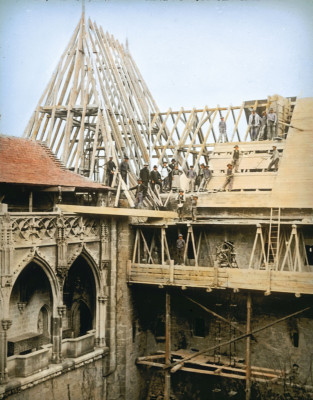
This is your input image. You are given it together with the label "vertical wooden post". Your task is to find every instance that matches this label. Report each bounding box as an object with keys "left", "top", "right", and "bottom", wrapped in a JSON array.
[
  {"left": 164, "top": 290, "right": 171, "bottom": 400},
  {"left": 169, "top": 259, "right": 174, "bottom": 284},
  {"left": 29, "top": 191, "right": 33, "bottom": 212},
  {"left": 245, "top": 292, "right": 252, "bottom": 400},
  {"left": 161, "top": 227, "right": 165, "bottom": 265}
]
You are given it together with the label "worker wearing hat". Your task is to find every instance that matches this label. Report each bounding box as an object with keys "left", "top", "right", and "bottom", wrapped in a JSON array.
[
  {"left": 248, "top": 109, "right": 262, "bottom": 141},
  {"left": 259, "top": 111, "right": 268, "bottom": 141},
  {"left": 177, "top": 189, "right": 185, "bottom": 221},
  {"left": 220, "top": 163, "right": 234, "bottom": 191},
  {"left": 176, "top": 233, "right": 185, "bottom": 265},
  {"left": 106, "top": 155, "right": 116, "bottom": 187},
  {"left": 232, "top": 145, "right": 240, "bottom": 173},
  {"left": 218, "top": 116, "right": 227, "bottom": 143},
  {"left": 267, "top": 145, "right": 280, "bottom": 172},
  {"left": 150, "top": 165, "right": 162, "bottom": 194},
  {"left": 267, "top": 108, "right": 277, "bottom": 140},
  {"left": 129, "top": 177, "right": 147, "bottom": 208},
  {"left": 191, "top": 195, "right": 198, "bottom": 221},
  {"left": 168, "top": 159, "right": 176, "bottom": 191},
  {"left": 140, "top": 162, "right": 150, "bottom": 196},
  {"left": 119, "top": 156, "right": 130, "bottom": 185}
]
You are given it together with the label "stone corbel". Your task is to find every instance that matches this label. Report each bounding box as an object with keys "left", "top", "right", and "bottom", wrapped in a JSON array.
[
  {"left": 99, "top": 260, "right": 110, "bottom": 271},
  {"left": 56, "top": 266, "right": 68, "bottom": 288},
  {"left": 1, "top": 319, "right": 12, "bottom": 331},
  {"left": 17, "top": 302, "right": 27, "bottom": 314},
  {"left": 1, "top": 275, "right": 12, "bottom": 288},
  {"left": 57, "top": 305, "right": 67, "bottom": 318},
  {"left": 98, "top": 295, "right": 108, "bottom": 304}
]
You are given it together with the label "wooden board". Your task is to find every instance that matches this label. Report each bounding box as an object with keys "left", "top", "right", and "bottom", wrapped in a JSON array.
[
  {"left": 58, "top": 204, "right": 178, "bottom": 218},
  {"left": 129, "top": 263, "right": 313, "bottom": 294}
]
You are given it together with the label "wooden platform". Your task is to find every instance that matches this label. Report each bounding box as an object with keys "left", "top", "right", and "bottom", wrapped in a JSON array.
[
  {"left": 137, "top": 350, "right": 284, "bottom": 383},
  {"left": 58, "top": 204, "right": 178, "bottom": 219},
  {"left": 128, "top": 263, "right": 313, "bottom": 295},
  {"left": 198, "top": 98, "right": 313, "bottom": 208}
]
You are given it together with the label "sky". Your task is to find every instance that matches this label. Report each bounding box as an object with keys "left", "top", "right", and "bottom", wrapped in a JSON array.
[{"left": 0, "top": 0, "right": 313, "bottom": 137}]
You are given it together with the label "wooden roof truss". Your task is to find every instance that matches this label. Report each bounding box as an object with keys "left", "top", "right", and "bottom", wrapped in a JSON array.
[{"left": 24, "top": 15, "right": 296, "bottom": 184}]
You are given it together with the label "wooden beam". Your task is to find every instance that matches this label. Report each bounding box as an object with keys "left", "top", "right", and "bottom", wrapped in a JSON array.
[
  {"left": 164, "top": 291, "right": 171, "bottom": 400},
  {"left": 183, "top": 295, "right": 254, "bottom": 340},
  {"left": 246, "top": 292, "right": 252, "bottom": 400},
  {"left": 168, "top": 306, "right": 310, "bottom": 372},
  {"left": 58, "top": 204, "right": 178, "bottom": 218}
]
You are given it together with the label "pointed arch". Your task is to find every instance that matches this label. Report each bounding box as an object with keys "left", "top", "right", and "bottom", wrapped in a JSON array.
[
  {"left": 68, "top": 246, "right": 102, "bottom": 295},
  {"left": 9, "top": 252, "right": 60, "bottom": 306}
]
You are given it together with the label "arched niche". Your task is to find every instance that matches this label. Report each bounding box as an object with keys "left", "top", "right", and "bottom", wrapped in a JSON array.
[
  {"left": 37, "top": 304, "right": 51, "bottom": 337},
  {"left": 63, "top": 255, "right": 96, "bottom": 338},
  {"left": 8, "top": 262, "right": 53, "bottom": 355},
  {"left": 71, "top": 300, "right": 93, "bottom": 337}
]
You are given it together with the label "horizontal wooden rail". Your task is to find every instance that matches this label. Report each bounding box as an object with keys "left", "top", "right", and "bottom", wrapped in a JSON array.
[{"left": 129, "top": 263, "right": 313, "bottom": 295}]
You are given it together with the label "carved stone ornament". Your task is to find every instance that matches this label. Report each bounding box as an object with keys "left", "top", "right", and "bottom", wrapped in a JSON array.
[
  {"left": 57, "top": 305, "right": 67, "bottom": 318},
  {"left": 98, "top": 296, "right": 108, "bottom": 304},
  {"left": 56, "top": 266, "right": 68, "bottom": 281},
  {"left": 1, "top": 319, "right": 12, "bottom": 331},
  {"left": 17, "top": 302, "right": 27, "bottom": 314},
  {"left": 100, "top": 260, "right": 110, "bottom": 271},
  {"left": 1, "top": 275, "right": 12, "bottom": 288},
  {"left": 101, "top": 223, "right": 109, "bottom": 243}
]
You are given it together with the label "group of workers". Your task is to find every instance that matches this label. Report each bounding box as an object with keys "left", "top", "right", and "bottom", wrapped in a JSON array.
[
  {"left": 219, "top": 108, "right": 278, "bottom": 143},
  {"left": 105, "top": 143, "right": 280, "bottom": 208},
  {"left": 220, "top": 144, "right": 280, "bottom": 192}
]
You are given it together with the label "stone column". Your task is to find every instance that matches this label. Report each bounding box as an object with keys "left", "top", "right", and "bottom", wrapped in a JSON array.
[
  {"left": 96, "top": 295, "right": 108, "bottom": 347},
  {"left": 53, "top": 264, "right": 67, "bottom": 363},
  {"left": 100, "top": 221, "right": 110, "bottom": 270},
  {"left": 0, "top": 319, "right": 12, "bottom": 384},
  {"left": 51, "top": 314, "right": 62, "bottom": 363},
  {"left": 53, "top": 216, "right": 68, "bottom": 363},
  {"left": 0, "top": 213, "right": 13, "bottom": 287}
]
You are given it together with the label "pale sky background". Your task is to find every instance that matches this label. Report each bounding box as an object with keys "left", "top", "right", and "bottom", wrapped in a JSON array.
[{"left": 0, "top": 0, "right": 312, "bottom": 137}]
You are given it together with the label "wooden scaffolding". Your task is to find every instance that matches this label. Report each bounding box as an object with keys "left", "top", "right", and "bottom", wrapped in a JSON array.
[{"left": 23, "top": 13, "right": 296, "bottom": 185}]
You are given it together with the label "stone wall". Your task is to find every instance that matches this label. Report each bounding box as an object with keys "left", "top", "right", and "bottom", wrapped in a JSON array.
[
  {"left": 106, "top": 219, "right": 147, "bottom": 400},
  {"left": 2, "top": 356, "right": 107, "bottom": 400},
  {"left": 132, "top": 286, "right": 313, "bottom": 398}
]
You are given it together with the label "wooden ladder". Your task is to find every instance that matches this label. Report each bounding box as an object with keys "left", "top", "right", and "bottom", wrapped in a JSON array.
[{"left": 267, "top": 207, "right": 281, "bottom": 269}]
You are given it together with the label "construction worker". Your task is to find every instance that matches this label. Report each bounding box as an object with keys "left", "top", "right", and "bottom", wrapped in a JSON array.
[
  {"left": 106, "top": 156, "right": 116, "bottom": 187},
  {"left": 267, "top": 145, "right": 280, "bottom": 171},
  {"left": 172, "top": 165, "right": 182, "bottom": 192},
  {"left": 195, "top": 163, "right": 205, "bottom": 191},
  {"left": 199, "top": 165, "right": 212, "bottom": 191},
  {"left": 267, "top": 108, "right": 277, "bottom": 140},
  {"left": 140, "top": 162, "right": 150, "bottom": 196},
  {"left": 248, "top": 110, "right": 261, "bottom": 141},
  {"left": 177, "top": 190, "right": 185, "bottom": 221},
  {"left": 161, "top": 161, "right": 171, "bottom": 192},
  {"left": 129, "top": 178, "right": 147, "bottom": 209},
  {"left": 176, "top": 234, "right": 185, "bottom": 265},
  {"left": 186, "top": 165, "right": 197, "bottom": 192},
  {"left": 150, "top": 165, "right": 162, "bottom": 194},
  {"left": 119, "top": 156, "right": 130, "bottom": 185},
  {"left": 232, "top": 145, "right": 240, "bottom": 172},
  {"left": 168, "top": 159, "right": 176, "bottom": 191},
  {"left": 259, "top": 111, "right": 267, "bottom": 141},
  {"left": 191, "top": 195, "right": 198, "bottom": 221},
  {"left": 218, "top": 116, "right": 227, "bottom": 143},
  {"left": 220, "top": 164, "right": 234, "bottom": 191}
]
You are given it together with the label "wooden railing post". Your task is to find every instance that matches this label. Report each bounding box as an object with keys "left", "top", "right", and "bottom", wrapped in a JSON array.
[{"left": 245, "top": 292, "right": 252, "bottom": 400}]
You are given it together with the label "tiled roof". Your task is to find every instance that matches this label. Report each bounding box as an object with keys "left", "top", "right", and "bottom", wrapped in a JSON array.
[{"left": 0, "top": 135, "right": 106, "bottom": 190}]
